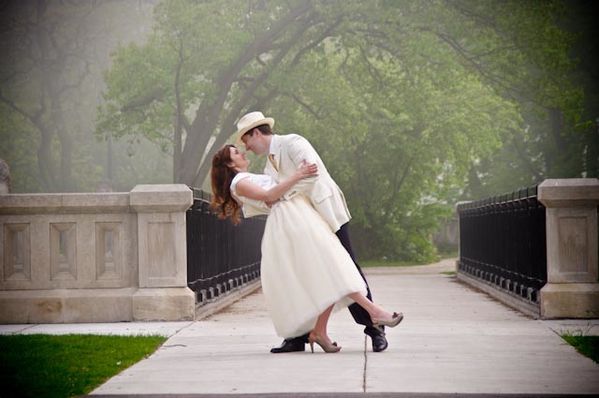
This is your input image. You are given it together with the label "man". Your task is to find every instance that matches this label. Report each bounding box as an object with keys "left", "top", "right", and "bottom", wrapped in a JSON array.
[{"left": 235, "top": 111, "right": 388, "bottom": 353}]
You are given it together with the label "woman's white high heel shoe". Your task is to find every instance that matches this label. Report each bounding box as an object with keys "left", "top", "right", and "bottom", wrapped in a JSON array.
[
  {"left": 308, "top": 334, "right": 341, "bottom": 353},
  {"left": 372, "top": 312, "right": 404, "bottom": 329}
]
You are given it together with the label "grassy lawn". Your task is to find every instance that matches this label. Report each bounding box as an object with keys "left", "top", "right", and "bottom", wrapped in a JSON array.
[
  {"left": 0, "top": 334, "right": 166, "bottom": 398},
  {"left": 561, "top": 334, "right": 599, "bottom": 364},
  {"left": 440, "top": 271, "right": 457, "bottom": 276}
]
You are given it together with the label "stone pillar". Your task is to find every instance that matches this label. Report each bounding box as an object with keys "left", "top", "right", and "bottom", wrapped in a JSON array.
[
  {"left": 130, "top": 184, "right": 195, "bottom": 321},
  {"left": 538, "top": 178, "right": 599, "bottom": 318}
]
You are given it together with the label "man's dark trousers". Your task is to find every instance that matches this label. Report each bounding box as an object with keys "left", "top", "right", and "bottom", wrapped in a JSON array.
[{"left": 336, "top": 223, "right": 378, "bottom": 329}]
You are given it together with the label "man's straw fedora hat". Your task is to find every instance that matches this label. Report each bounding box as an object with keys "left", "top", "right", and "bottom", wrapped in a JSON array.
[{"left": 235, "top": 111, "right": 274, "bottom": 143}]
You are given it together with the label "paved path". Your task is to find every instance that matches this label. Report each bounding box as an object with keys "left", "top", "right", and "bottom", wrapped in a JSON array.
[{"left": 2, "top": 259, "right": 598, "bottom": 396}]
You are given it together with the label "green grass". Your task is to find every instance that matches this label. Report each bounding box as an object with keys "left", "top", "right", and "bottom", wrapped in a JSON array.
[
  {"left": 0, "top": 334, "right": 167, "bottom": 398},
  {"left": 561, "top": 335, "right": 599, "bottom": 363},
  {"left": 440, "top": 271, "right": 457, "bottom": 276},
  {"left": 361, "top": 259, "right": 423, "bottom": 267}
]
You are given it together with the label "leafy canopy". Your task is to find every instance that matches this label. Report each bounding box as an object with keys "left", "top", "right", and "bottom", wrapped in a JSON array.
[{"left": 98, "top": 0, "right": 584, "bottom": 261}]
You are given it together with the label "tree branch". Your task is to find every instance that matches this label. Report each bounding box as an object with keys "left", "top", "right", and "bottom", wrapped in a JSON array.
[
  {"left": 359, "top": 44, "right": 384, "bottom": 89},
  {"left": 173, "top": 35, "right": 185, "bottom": 181},
  {"left": 184, "top": 1, "right": 316, "bottom": 184},
  {"left": 0, "top": 92, "right": 39, "bottom": 127},
  {"left": 432, "top": 29, "right": 542, "bottom": 105},
  {"left": 283, "top": 92, "right": 322, "bottom": 119},
  {"left": 289, "top": 14, "right": 342, "bottom": 67},
  {"left": 189, "top": 11, "right": 317, "bottom": 186},
  {"left": 121, "top": 87, "right": 166, "bottom": 112}
]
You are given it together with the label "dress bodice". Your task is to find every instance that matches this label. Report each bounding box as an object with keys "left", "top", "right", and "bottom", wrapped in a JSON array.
[
  {"left": 232, "top": 172, "right": 276, "bottom": 192},
  {"left": 230, "top": 172, "right": 275, "bottom": 217}
]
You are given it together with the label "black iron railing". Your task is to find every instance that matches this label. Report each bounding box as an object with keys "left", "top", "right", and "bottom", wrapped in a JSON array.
[
  {"left": 186, "top": 188, "right": 266, "bottom": 304},
  {"left": 457, "top": 186, "right": 547, "bottom": 304}
]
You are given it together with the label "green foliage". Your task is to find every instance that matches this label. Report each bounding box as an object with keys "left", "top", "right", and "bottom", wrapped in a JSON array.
[
  {"left": 97, "top": 0, "right": 250, "bottom": 151},
  {"left": 268, "top": 1, "right": 522, "bottom": 261},
  {"left": 0, "top": 334, "right": 166, "bottom": 398},
  {"left": 0, "top": 104, "right": 41, "bottom": 192},
  {"left": 0, "top": 1, "right": 158, "bottom": 193},
  {"left": 456, "top": 0, "right": 595, "bottom": 198},
  {"left": 97, "top": 0, "right": 590, "bottom": 262},
  {"left": 561, "top": 335, "right": 599, "bottom": 364}
]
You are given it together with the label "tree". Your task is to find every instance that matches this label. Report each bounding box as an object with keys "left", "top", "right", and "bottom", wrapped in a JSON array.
[
  {"left": 456, "top": 0, "right": 597, "bottom": 197},
  {"left": 98, "top": 0, "right": 587, "bottom": 261},
  {"left": 0, "top": 0, "right": 155, "bottom": 192}
]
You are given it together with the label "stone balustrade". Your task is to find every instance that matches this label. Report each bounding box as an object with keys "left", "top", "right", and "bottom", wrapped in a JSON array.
[
  {"left": 3, "top": 179, "right": 596, "bottom": 323},
  {"left": 456, "top": 178, "right": 598, "bottom": 319},
  {"left": 0, "top": 185, "right": 196, "bottom": 323}
]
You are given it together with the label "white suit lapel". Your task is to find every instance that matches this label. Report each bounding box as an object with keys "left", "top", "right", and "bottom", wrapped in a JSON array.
[
  {"left": 272, "top": 135, "right": 283, "bottom": 172},
  {"left": 265, "top": 135, "right": 282, "bottom": 179}
]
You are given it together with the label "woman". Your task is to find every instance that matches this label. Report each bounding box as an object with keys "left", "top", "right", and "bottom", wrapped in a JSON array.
[{"left": 211, "top": 144, "right": 402, "bottom": 353}]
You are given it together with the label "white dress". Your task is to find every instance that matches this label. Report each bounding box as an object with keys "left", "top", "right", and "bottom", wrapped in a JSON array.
[{"left": 231, "top": 172, "right": 367, "bottom": 338}]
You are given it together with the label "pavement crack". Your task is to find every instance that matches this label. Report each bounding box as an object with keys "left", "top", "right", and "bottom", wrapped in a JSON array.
[
  {"left": 18, "top": 325, "right": 37, "bottom": 334},
  {"left": 362, "top": 334, "right": 367, "bottom": 393}
]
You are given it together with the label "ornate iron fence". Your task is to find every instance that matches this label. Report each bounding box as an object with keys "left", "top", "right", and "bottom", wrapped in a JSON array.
[
  {"left": 457, "top": 186, "right": 547, "bottom": 304},
  {"left": 186, "top": 189, "right": 265, "bottom": 304}
]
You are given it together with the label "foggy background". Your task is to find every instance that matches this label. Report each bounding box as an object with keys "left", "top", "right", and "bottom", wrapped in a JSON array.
[{"left": 1, "top": 0, "right": 597, "bottom": 263}]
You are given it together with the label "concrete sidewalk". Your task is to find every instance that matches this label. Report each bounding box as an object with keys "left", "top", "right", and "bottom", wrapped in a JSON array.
[{"left": 2, "top": 259, "right": 598, "bottom": 396}]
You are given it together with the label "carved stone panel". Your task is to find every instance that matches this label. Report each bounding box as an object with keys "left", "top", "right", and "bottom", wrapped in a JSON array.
[
  {"left": 147, "top": 221, "right": 176, "bottom": 279},
  {"left": 95, "top": 222, "right": 122, "bottom": 281},
  {"left": 137, "top": 211, "right": 187, "bottom": 288},
  {"left": 3, "top": 223, "right": 31, "bottom": 281},
  {"left": 546, "top": 207, "right": 598, "bottom": 283},
  {"left": 50, "top": 223, "right": 77, "bottom": 280},
  {"left": 558, "top": 216, "right": 587, "bottom": 273}
]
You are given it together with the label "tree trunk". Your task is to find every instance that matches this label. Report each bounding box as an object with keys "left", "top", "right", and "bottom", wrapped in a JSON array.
[
  {"left": 37, "top": 125, "right": 56, "bottom": 191},
  {"left": 547, "top": 107, "right": 564, "bottom": 176},
  {"left": 179, "top": 1, "right": 314, "bottom": 186}
]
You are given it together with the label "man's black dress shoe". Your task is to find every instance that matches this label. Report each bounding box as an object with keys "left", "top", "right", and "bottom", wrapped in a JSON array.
[
  {"left": 270, "top": 334, "right": 308, "bottom": 353},
  {"left": 365, "top": 326, "right": 388, "bottom": 352}
]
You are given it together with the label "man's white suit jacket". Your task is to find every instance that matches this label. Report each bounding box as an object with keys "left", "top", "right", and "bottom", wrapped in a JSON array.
[{"left": 265, "top": 134, "right": 351, "bottom": 232}]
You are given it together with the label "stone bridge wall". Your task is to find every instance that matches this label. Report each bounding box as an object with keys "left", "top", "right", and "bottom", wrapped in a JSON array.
[{"left": 0, "top": 185, "right": 195, "bottom": 323}]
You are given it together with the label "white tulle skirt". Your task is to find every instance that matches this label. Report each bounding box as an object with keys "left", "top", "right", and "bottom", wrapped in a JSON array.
[{"left": 260, "top": 195, "right": 367, "bottom": 338}]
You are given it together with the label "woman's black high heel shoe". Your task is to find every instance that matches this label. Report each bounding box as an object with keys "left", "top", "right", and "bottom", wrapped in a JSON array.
[{"left": 308, "top": 334, "right": 341, "bottom": 353}]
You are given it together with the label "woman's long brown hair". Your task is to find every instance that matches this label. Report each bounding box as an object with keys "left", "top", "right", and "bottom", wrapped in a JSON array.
[{"left": 211, "top": 144, "right": 242, "bottom": 224}]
